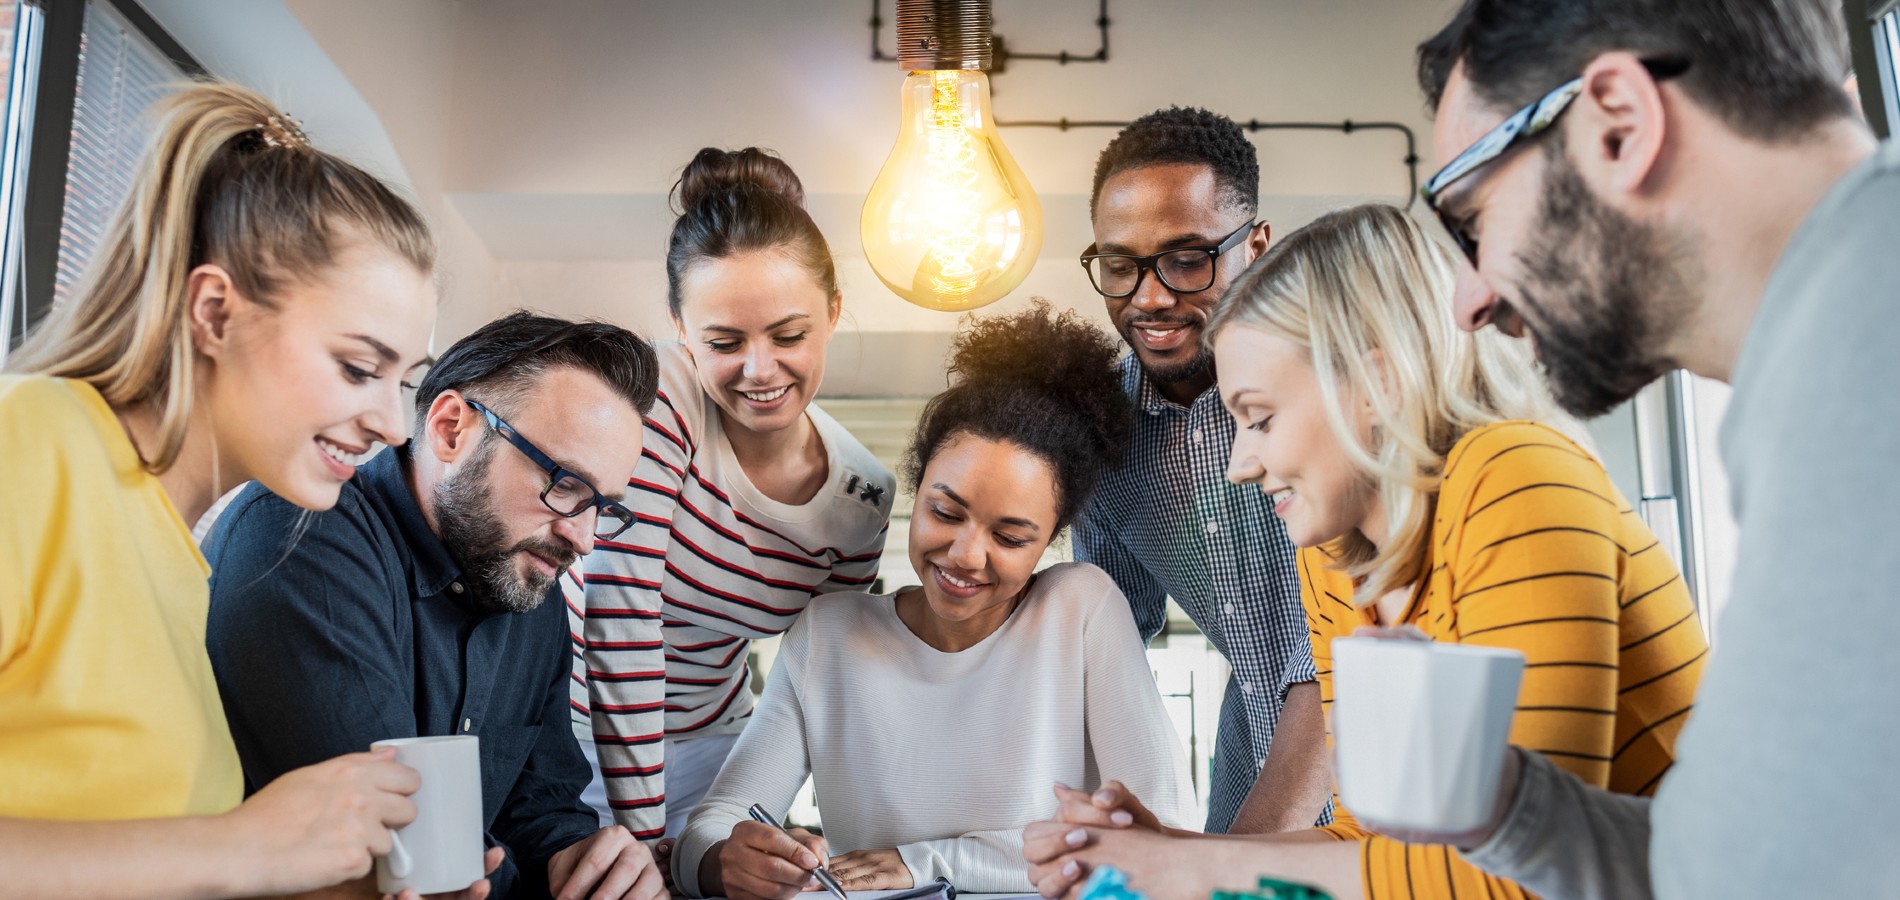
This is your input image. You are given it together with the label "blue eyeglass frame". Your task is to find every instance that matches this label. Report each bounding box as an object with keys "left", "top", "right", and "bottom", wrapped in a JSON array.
[
  {"left": 1420, "top": 57, "right": 1691, "bottom": 264},
  {"left": 463, "top": 398, "right": 635, "bottom": 542}
]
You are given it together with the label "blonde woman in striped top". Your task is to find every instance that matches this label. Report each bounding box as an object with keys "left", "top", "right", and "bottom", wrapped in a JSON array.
[{"left": 1021, "top": 203, "right": 1706, "bottom": 900}]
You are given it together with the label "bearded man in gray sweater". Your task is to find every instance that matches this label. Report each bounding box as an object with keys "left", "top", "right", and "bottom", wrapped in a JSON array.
[{"left": 1395, "top": 0, "right": 1900, "bottom": 896}]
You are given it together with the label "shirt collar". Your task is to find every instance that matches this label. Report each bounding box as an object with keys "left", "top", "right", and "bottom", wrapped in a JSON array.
[
  {"left": 359, "top": 443, "right": 466, "bottom": 600},
  {"left": 1124, "top": 352, "right": 1220, "bottom": 416}
]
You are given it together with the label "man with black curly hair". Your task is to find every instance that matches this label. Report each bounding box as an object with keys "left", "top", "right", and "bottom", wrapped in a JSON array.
[{"left": 1070, "top": 107, "right": 1330, "bottom": 835}]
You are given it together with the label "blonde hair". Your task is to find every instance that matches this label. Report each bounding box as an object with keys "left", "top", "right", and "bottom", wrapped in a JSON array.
[
  {"left": 5, "top": 80, "right": 435, "bottom": 473},
  {"left": 1207, "top": 203, "right": 1578, "bottom": 606}
]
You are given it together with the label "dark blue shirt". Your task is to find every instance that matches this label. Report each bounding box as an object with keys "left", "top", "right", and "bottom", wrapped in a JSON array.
[{"left": 205, "top": 447, "right": 597, "bottom": 899}]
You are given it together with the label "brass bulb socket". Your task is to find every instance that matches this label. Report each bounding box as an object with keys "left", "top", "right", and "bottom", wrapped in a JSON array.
[{"left": 895, "top": 0, "right": 992, "bottom": 71}]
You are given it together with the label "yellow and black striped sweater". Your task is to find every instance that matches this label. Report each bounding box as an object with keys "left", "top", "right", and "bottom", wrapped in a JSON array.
[{"left": 1303, "top": 421, "right": 1707, "bottom": 900}]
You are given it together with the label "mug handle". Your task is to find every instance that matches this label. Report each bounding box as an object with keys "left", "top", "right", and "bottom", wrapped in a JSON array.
[{"left": 386, "top": 829, "right": 413, "bottom": 879}]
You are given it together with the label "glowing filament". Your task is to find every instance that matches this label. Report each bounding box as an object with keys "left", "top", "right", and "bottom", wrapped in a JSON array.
[{"left": 923, "top": 70, "right": 981, "bottom": 296}]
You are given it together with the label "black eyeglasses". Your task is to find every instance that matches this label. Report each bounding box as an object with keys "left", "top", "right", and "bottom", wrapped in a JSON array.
[
  {"left": 1421, "top": 57, "right": 1691, "bottom": 265},
  {"left": 1079, "top": 220, "right": 1258, "bottom": 298},
  {"left": 463, "top": 398, "right": 635, "bottom": 542}
]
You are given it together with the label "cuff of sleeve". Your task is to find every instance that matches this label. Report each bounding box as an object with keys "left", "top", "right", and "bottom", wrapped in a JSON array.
[
  {"left": 895, "top": 842, "right": 945, "bottom": 886},
  {"left": 1462, "top": 748, "right": 1558, "bottom": 871},
  {"left": 1458, "top": 747, "right": 1655, "bottom": 900},
  {"left": 675, "top": 822, "right": 726, "bottom": 898},
  {"left": 485, "top": 846, "right": 523, "bottom": 899},
  {"left": 1286, "top": 655, "right": 1320, "bottom": 685}
]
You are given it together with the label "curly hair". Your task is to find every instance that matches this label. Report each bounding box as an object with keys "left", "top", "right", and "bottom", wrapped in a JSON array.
[
  {"left": 902, "top": 300, "right": 1132, "bottom": 530},
  {"left": 1089, "top": 107, "right": 1258, "bottom": 218}
]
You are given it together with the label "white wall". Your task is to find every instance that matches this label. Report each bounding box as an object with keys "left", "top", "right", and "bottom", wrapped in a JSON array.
[
  {"left": 277, "top": 0, "right": 507, "bottom": 346},
  {"left": 446, "top": 0, "right": 1461, "bottom": 392},
  {"left": 150, "top": 0, "right": 1464, "bottom": 393},
  {"left": 144, "top": 0, "right": 508, "bottom": 349}
]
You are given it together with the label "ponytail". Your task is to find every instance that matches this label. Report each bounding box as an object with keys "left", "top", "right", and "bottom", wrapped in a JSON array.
[{"left": 7, "top": 79, "right": 435, "bottom": 473}]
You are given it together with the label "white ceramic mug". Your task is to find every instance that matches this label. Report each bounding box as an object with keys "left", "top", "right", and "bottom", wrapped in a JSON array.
[
  {"left": 372, "top": 735, "right": 485, "bottom": 895},
  {"left": 1331, "top": 637, "right": 1525, "bottom": 832}
]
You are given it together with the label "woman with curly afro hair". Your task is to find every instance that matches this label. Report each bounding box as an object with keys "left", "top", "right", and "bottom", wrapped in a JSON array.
[{"left": 671, "top": 301, "right": 1196, "bottom": 900}]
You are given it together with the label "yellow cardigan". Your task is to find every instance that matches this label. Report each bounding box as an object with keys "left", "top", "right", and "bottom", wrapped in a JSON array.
[{"left": 1304, "top": 421, "right": 1706, "bottom": 900}]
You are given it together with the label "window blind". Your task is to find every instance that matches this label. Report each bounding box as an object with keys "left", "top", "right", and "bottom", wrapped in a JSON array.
[{"left": 53, "top": 0, "right": 180, "bottom": 306}]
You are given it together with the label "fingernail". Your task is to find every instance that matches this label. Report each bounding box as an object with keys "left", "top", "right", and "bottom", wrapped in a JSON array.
[
  {"left": 1062, "top": 861, "right": 1080, "bottom": 878},
  {"left": 1094, "top": 790, "right": 1115, "bottom": 805},
  {"left": 1065, "top": 828, "right": 1088, "bottom": 847},
  {"left": 1110, "top": 811, "right": 1134, "bottom": 827},
  {"left": 800, "top": 851, "right": 819, "bottom": 868},
  {"left": 1054, "top": 781, "right": 1072, "bottom": 791}
]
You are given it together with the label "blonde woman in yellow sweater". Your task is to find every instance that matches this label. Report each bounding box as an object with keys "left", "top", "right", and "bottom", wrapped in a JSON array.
[
  {"left": 0, "top": 82, "right": 463, "bottom": 898},
  {"left": 1022, "top": 203, "right": 1706, "bottom": 900}
]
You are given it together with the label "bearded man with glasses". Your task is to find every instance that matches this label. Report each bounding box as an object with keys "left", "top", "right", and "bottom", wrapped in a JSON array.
[
  {"left": 1354, "top": 1, "right": 1897, "bottom": 898},
  {"left": 1068, "top": 107, "right": 1332, "bottom": 837},
  {"left": 204, "top": 312, "right": 668, "bottom": 900}
]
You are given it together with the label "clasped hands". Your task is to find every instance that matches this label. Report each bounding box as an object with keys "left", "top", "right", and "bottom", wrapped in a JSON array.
[{"left": 1021, "top": 781, "right": 1208, "bottom": 900}]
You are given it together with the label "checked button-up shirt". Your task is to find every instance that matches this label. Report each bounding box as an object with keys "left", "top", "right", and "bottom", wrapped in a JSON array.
[{"left": 1073, "top": 354, "right": 1323, "bottom": 833}]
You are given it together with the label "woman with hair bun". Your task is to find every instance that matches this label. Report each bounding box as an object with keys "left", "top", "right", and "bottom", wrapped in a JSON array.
[
  {"left": 673, "top": 300, "right": 1195, "bottom": 900},
  {"left": 1, "top": 82, "right": 449, "bottom": 896},
  {"left": 572, "top": 148, "right": 895, "bottom": 844}
]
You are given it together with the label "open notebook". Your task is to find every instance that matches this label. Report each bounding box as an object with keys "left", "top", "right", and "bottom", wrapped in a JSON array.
[
  {"left": 709, "top": 877, "right": 1037, "bottom": 900},
  {"left": 850, "top": 884, "right": 956, "bottom": 900}
]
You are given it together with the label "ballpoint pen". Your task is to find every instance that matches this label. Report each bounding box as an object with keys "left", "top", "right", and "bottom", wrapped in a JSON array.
[{"left": 747, "top": 803, "right": 849, "bottom": 900}]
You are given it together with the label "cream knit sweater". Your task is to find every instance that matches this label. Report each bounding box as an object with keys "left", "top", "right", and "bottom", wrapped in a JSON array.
[{"left": 675, "top": 562, "right": 1195, "bottom": 895}]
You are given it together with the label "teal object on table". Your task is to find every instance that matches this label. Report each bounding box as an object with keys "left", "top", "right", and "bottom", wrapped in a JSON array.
[
  {"left": 1077, "top": 866, "right": 1147, "bottom": 900},
  {"left": 1078, "top": 866, "right": 1334, "bottom": 900},
  {"left": 1210, "top": 876, "right": 1336, "bottom": 900}
]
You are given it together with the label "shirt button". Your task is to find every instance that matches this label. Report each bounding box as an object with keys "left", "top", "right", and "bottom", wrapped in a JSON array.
[
  {"left": 1205, "top": 519, "right": 1220, "bottom": 534},
  {"left": 1192, "top": 428, "right": 1205, "bottom": 445},
  {"left": 1223, "top": 602, "right": 1236, "bottom": 616},
  {"left": 450, "top": 582, "right": 465, "bottom": 594},
  {"left": 1240, "top": 681, "right": 1255, "bottom": 694},
  {"left": 462, "top": 718, "right": 472, "bottom": 732}
]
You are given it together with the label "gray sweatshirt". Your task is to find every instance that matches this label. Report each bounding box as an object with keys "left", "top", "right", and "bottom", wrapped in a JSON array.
[{"left": 1462, "top": 138, "right": 1900, "bottom": 897}]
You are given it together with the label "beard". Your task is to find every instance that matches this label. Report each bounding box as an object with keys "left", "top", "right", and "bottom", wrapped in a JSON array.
[
  {"left": 1119, "top": 314, "right": 1215, "bottom": 385},
  {"left": 433, "top": 440, "right": 576, "bottom": 614},
  {"left": 1142, "top": 344, "right": 1214, "bottom": 385},
  {"left": 1510, "top": 146, "right": 1698, "bottom": 418}
]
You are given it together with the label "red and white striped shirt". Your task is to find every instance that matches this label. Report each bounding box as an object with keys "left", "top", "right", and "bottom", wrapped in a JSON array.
[{"left": 566, "top": 341, "right": 892, "bottom": 838}]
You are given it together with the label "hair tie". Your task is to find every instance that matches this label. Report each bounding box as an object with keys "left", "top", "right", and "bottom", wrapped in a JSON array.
[{"left": 256, "top": 113, "right": 310, "bottom": 150}]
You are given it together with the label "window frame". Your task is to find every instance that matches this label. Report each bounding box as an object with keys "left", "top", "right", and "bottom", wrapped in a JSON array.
[
  {"left": 6, "top": 0, "right": 200, "bottom": 354},
  {"left": 0, "top": 0, "right": 44, "bottom": 356},
  {"left": 1849, "top": 0, "right": 1898, "bottom": 139},
  {"left": 1875, "top": 7, "right": 1900, "bottom": 137}
]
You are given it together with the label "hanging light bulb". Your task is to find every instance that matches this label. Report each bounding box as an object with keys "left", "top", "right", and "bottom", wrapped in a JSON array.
[{"left": 861, "top": 0, "right": 1042, "bottom": 311}]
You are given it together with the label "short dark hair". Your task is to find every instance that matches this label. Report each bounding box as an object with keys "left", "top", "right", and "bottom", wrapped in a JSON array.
[
  {"left": 902, "top": 300, "right": 1132, "bottom": 530},
  {"left": 1418, "top": 0, "right": 1854, "bottom": 143},
  {"left": 414, "top": 311, "right": 659, "bottom": 428},
  {"left": 665, "top": 147, "right": 837, "bottom": 319},
  {"left": 1089, "top": 107, "right": 1259, "bottom": 219}
]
